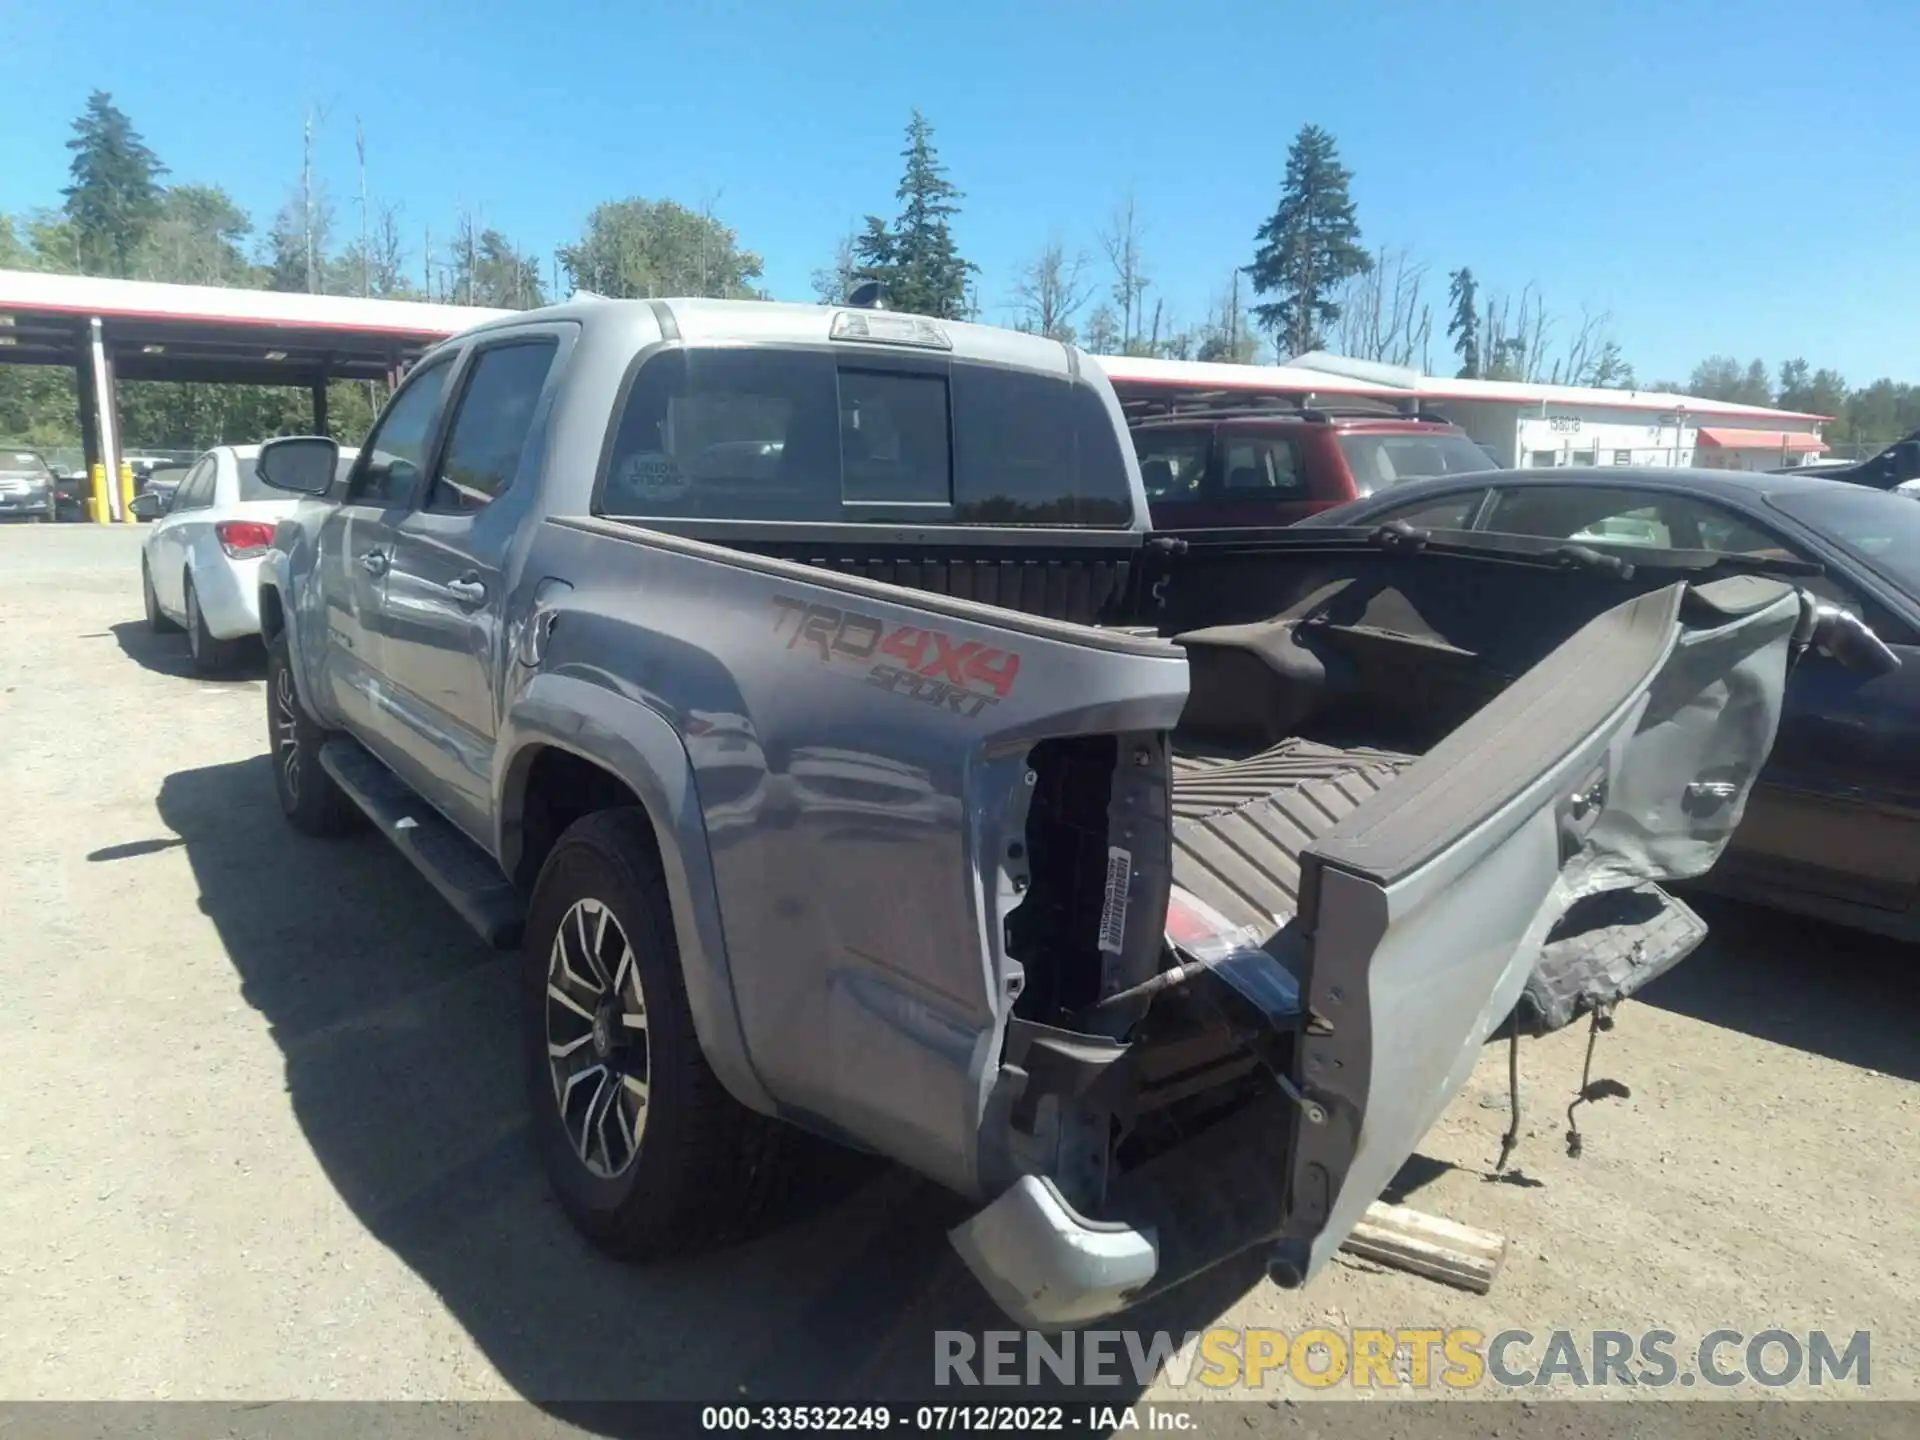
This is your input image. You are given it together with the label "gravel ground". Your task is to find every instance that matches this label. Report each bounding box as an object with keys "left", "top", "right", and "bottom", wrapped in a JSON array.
[{"left": 0, "top": 523, "right": 1912, "bottom": 1424}]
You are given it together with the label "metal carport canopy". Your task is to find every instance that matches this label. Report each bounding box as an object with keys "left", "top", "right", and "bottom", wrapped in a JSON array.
[{"left": 0, "top": 268, "right": 512, "bottom": 385}]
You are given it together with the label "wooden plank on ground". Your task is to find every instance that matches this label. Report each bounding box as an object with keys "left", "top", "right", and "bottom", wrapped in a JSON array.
[{"left": 1340, "top": 1200, "right": 1507, "bottom": 1294}]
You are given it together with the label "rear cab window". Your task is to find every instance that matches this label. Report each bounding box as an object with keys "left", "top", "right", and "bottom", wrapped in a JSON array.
[{"left": 598, "top": 346, "right": 1134, "bottom": 527}]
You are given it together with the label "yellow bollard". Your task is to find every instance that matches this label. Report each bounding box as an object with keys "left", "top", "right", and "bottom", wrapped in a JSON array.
[
  {"left": 118, "top": 461, "right": 137, "bottom": 523},
  {"left": 89, "top": 463, "right": 109, "bottom": 525}
]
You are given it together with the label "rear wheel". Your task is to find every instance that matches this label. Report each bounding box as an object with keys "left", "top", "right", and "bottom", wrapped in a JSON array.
[
  {"left": 142, "top": 557, "right": 180, "bottom": 634},
  {"left": 266, "top": 629, "right": 361, "bottom": 835},
  {"left": 184, "top": 572, "right": 247, "bottom": 676},
  {"left": 523, "top": 808, "right": 802, "bottom": 1260}
]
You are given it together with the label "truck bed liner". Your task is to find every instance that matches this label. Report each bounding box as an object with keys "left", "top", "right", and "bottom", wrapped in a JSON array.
[{"left": 1169, "top": 738, "right": 1413, "bottom": 940}]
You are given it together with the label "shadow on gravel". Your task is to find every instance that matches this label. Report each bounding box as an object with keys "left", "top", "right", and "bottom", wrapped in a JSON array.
[
  {"left": 1638, "top": 893, "right": 1917, "bottom": 1083},
  {"left": 155, "top": 755, "right": 1260, "bottom": 1428},
  {"left": 111, "top": 619, "right": 265, "bottom": 681}
]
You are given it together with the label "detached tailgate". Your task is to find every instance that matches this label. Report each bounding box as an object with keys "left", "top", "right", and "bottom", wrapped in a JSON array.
[{"left": 1270, "top": 575, "right": 1802, "bottom": 1283}]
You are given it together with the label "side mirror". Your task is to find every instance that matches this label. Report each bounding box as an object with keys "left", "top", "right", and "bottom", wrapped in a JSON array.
[
  {"left": 256, "top": 435, "right": 340, "bottom": 496},
  {"left": 129, "top": 491, "right": 165, "bottom": 521}
]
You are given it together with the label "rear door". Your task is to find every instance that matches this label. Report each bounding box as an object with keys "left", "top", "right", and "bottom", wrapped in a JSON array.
[
  {"left": 1276, "top": 575, "right": 1805, "bottom": 1280},
  {"left": 378, "top": 330, "right": 567, "bottom": 841},
  {"left": 150, "top": 454, "right": 217, "bottom": 610},
  {"left": 1204, "top": 432, "right": 1325, "bottom": 527}
]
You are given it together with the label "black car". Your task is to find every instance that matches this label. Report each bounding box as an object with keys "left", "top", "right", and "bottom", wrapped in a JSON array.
[{"left": 1301, "top": 465, "right": 1920, "bottom": 940}]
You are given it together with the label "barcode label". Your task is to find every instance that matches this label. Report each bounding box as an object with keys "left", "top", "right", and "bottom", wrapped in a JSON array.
[{"left": 1097, "top": 846, "right": 1132, "bottom": 954}]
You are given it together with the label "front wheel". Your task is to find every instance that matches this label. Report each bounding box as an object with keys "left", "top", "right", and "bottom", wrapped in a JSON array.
[
  {"left": 523, "top": 808, "right": 802, "bottom": 1260},
  {"left": 266, "top": 630, "right": 361, "bottom": 835}
]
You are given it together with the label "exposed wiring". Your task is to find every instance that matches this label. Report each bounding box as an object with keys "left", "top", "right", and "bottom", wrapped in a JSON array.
[
  {"left": 1493, "top": 1009, "right": 1521, "bottom": 1174},
  {"left": 1565, "top": 1003, "right": 1630, "bottom": 1158}
]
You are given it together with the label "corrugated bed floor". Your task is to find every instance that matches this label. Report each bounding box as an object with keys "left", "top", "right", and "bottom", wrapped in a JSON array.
[{"left": 1169, "top": 737, "right": 1414, "bottom": 940}]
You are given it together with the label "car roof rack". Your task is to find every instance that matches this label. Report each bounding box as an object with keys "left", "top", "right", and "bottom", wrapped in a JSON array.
[{"left": 1122, "top": 388, "right": 1433, "bottom": 424}]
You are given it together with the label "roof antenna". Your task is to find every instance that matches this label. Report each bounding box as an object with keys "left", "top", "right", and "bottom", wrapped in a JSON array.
[{"left": 845, "top": 279, "right": 887, "bottom": 310}]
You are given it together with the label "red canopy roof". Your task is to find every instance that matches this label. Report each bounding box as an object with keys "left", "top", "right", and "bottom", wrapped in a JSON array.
[{"left": 1695, "top": 426, "right": 1824, "bottom": 453}]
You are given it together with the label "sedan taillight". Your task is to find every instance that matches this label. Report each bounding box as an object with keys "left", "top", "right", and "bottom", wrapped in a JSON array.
[{"left": 215, "top": 520, "right": 277, "bottom": 557}]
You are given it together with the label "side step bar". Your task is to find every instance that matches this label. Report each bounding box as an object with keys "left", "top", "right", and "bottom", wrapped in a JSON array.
[{"left": 318, "top": 738, "right": 526, "bottom": 948}]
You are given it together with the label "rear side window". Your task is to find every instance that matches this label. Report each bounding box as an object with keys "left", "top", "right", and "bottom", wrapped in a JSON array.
[
  {"left": 172, "top": 456, "right": 217, "bottom": 511},
  {"left": 429, "top": 340, "right": 559, "bottom": 512},
  {"left": 600, "top": 347, "right": 1134, "bottom": 526},
  {"left": 1220, "top": 436, "right": 1303, "bottom": 494},
  {"left": 1337, "top": 432, "right": 1498, "bottom": 493},
  {"left": 1375, "top": 490, "right": 1487, "bottom": 530},
  {"left": 1133, "top": 428, "right": 1210, "bottom": 505}
]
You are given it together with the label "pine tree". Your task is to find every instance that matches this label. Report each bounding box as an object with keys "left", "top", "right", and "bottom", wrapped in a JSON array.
[
  {"left": 62, "top": 91, "right": 167, "bottom": 277},
  {"left": 853, "top": 110, "right": 975, "bottom": 319},
  {"left": 1245, "top": 124, "right": 1370, "bottom": 358},
  {"left": 1447, "top": 268, "right": 1481, "bottom": 378}
]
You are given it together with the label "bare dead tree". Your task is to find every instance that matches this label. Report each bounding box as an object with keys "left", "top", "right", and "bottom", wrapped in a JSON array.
[
  {"left": 1098, "top": 194, "right": 1151, "bottom": 352},
  {"left": 1548, "top": 305, "right": 1611, "bottom": 386},
  {"left": 355, "top": 119, "right": 369, "bottom": 298},
  {"left": 1334, "top": 246, "right": 1433, "bottom": 367},
  {"left": 1010, "top": 238, "right": 1095, "bottom": 340},
  {"left": 811, "top": 230, "right": 859, "bottom": 305}
]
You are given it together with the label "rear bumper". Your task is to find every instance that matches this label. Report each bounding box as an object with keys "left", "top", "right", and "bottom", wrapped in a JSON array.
[
  {"left": 951, "top": 1084, "right": 1299, "bottom": 1330},
  {"left": 192, "top": 555, "right": 265, "bottom": 638},
  {"left": 0, "top": 494, "right": 52, "bottom": 517}
]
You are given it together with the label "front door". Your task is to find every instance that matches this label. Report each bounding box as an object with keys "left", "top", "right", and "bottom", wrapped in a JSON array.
[
  {"left": 378, "top": 334, "right": 565, "bottom": 842},
  {"left": 317, "top": 355, "right": 458, "bottom": 742},
  {"left": 1721, "top": 633, "right": 1920, "bottom": 911}
]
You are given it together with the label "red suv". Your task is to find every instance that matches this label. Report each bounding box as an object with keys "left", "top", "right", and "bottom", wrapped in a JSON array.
[{"left": 1130, "top": 406, "right": 1498, "bottom": 530}]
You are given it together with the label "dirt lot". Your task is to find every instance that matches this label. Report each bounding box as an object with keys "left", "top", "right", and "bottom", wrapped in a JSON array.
[{"left": 0, "top": 523, "right": 1913, "bottom": 1420}]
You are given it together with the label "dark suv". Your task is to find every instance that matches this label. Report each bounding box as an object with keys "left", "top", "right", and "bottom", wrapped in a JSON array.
[{"left": 1131, "top": 405, "right": 1497, "bottom": 529}]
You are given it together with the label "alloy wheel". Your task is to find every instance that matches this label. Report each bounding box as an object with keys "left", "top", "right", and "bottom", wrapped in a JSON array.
[
  {"left": 546, "top": 897, "right": 650, "bottom": 1179},
  {"left": 272, "top": 664, "right": 301, "bottom": 805}
]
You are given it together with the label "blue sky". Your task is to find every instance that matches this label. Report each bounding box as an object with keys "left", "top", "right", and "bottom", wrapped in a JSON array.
[{"left": 4, "top": 0, "right": 1916, "bottom": 385}]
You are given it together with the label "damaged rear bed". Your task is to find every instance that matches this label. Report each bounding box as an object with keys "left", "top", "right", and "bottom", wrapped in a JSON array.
[{"left": 952, "top": 541, "right": 1840, "bottom": 1329}]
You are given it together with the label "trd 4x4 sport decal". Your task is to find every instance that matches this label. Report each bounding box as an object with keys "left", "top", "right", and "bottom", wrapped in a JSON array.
[{"left": 769, "top": 596, "right": 1022, "bottom": 719}]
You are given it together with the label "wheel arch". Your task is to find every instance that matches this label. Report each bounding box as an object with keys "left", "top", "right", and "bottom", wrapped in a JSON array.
[{"left": 497, "top": 674, "right": 776, "bottom": 1119}]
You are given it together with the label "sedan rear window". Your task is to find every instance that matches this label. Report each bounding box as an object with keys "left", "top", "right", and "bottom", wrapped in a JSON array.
[
  {"left": 4, "top": 451, "right": 50, "bottom": 474},
  {"left": 1338, "top": 432, "right": 1498, "bottom": 493}
]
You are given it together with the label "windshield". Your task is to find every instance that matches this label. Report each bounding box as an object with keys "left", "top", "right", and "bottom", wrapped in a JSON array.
[
  {"left": 1338, "top": 431, "right": 1499, "bottom": 494},
  {"left": 2, "top": 450, "right": 52, "bottom": 477},
  {"left": 1766, "top": 485, "right": 1920, "bottom": 595}
]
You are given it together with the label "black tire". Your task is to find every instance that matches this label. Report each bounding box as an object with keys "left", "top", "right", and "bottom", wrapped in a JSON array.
[
  {"left": 143, "top": 557, "right": 181, "bottom": 634},
  {"left": 523, "top": 807, "right": 802, "bottom": 1260},
  {"left": 184, "top": 571, "right": 247, "bottom": 676},
  {"left": 266, "top": 629, "right": 362, "bottom": 836}
]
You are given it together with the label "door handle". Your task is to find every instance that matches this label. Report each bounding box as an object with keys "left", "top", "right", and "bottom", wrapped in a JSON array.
[
  {"left": 446, "top": 575, "right": 488, "bottom": 607},
  {"left": 360, "top": 549, "right": 390, "bottom": 577}
]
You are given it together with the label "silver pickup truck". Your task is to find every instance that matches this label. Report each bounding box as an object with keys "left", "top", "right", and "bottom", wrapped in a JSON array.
[{"left": 251, "top": 296, "right": 1855, "bottom": 1330}]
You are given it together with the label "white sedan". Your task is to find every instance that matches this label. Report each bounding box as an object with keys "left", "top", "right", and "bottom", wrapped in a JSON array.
[{"left": 138, "top": 443, "right": 356, "bottom": 674}]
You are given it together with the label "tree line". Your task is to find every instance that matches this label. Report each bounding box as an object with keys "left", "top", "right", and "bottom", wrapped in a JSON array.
[{"left": 3, "top": 93, "right": 1914, "bottom": 454}]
